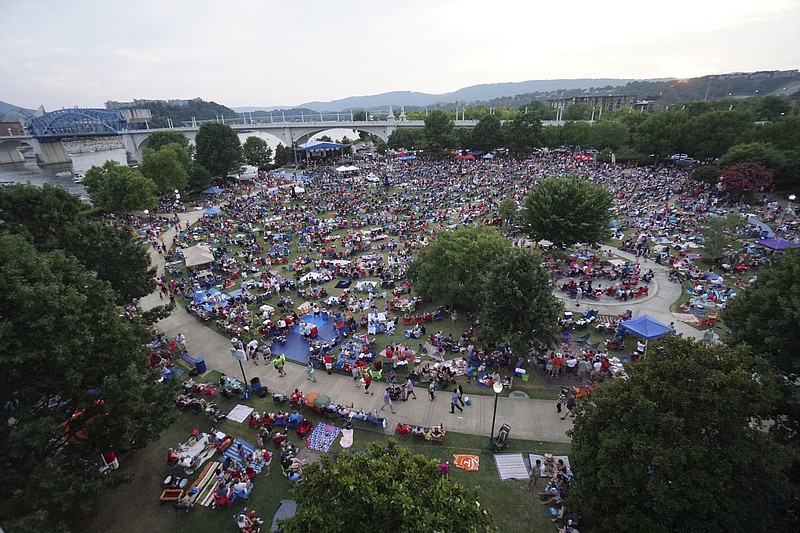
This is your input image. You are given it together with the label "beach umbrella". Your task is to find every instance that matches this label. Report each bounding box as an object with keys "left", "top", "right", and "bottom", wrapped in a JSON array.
[
  {"left": 303, "top": 392, "right": 320, "bottom": 407},
  {"left": 313, "top": 394, "right": 332, "bottom": 408}
]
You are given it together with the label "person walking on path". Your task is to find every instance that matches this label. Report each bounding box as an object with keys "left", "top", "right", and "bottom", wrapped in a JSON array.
[
  {"left": 353, "top": 366, "right": 362, "bottom": 388},
  {"left": 450, "top": 390, "right": 463, "bottom": 414},
  {"left": 324, "top": 353, "right": 333, "bottom": 375},
  {"left": 561, "top": 395, "right": 576, "bottom": 420},
  {"left": 457, "top": 384, "right": 465, "bottom": 407},
  {"left": 556, "top": 388, "right": 567, "bottom": 414},
  {"left": 405, "top": 377, "right": 417, "bottom": 400},
  {"left": 428, "top": 381, "right": 436, "bottom": 400},
  {"left": 176, "top": 333, "right": 187, "bottom": 352},
  {"left": 575, "top": 286, "right": 583, "bottom": 307},
  {"left": 364, "top": 372, "right": 373, "bottom": 395},
  {"left": 306, "top": 361, "right": 316, "bottom": 382},
  {"left": 381, "top": 388, "right": 395, "bottom": 413},
  {"left": 261, "top": 344, "right": 272, "bottom": 365},
  {"left": 273, "top": 355, "right": 286, "bottom": 377}
]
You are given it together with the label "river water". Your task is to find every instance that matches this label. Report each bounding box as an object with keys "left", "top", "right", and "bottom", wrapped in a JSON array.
[{"left": 0, "top": 129, "right": 359, "bottom": 193}]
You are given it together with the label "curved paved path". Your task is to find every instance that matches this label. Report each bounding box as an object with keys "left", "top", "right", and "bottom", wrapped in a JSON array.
[
  {"left": 552, "top": 247, "right": 704, "bottom": 341},
  {"left": 140, "top": 212, "right": 699, "bottom": 444}
]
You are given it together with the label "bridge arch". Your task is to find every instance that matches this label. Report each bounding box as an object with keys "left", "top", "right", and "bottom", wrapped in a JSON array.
[
  {"left": 29, "top": 108, "right": 128, "bottom": 137},
  {"left": 293, "top": 126, "right": 391, "bottom": 145}
]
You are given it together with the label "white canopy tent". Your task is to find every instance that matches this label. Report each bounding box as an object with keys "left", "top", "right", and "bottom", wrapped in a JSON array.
[{"left": 183, "top": 245, "right": 215, "bottom": 267}]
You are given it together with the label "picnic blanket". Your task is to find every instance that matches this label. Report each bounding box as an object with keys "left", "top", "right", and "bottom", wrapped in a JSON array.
[
  {"left": 189, "top": 461, "right": 221, "bottom": 506},
  {"left": 221, "top": 438, "right": 264, "bottom": 474},
  {"left": 453, "top": 454, "right": 480, "bottom": 472},
  {"left": 271, "top": 499, "right": 298, "bottom": 532},
  {"left": 494, "top": 453, "right": 529, "bottom": 480},
  {"left": 226, "top": 404, "right": 255, "bottom": 423},
  {"left": 672, "top": 312, "right": 699, "bottom": 324},
  {"left": 176, "top": 433, "right": 216, "bottom": 469},
  {"left": 306, "top": 422, "right": 340, "bottom": 453},
  {"left": 339, "top": 428, "right": 353, "bottom": 449}
]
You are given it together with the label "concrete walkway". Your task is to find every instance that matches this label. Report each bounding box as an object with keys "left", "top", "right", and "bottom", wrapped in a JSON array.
[
  {"left": 141, "top": 212, "right": 697, "bottom": 445},
  {"left": 552, "top": 247, "right": 704, "bottom": 341}
]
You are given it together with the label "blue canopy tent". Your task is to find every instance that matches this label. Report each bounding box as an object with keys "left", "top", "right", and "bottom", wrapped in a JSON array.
[
  {"left": 204, "top": 208, "right": 221, "bottom": 217},
  {"left": 619, "top": 315, "right": 675, "bottom": 358},
  {"left": 756, "top": 237, "right": 800, "bottom": 252},
  {"left": 202, "top": 186, "right": 224, "bottom": 194},
  {"left": 397, "top": 155, "right": 417, "bottom": 161},
  {"left": 297, "top": 140, "right": 344, "bottom": 164},
  {"left": 482, "top": 153, "right": 495, "bottom": 159},
  {"left": 297, "top": 140, "right": 343, "bottom": 151}
]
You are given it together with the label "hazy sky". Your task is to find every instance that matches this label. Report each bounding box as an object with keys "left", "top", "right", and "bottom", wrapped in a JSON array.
[{"left": 1, "top": 0, "right": 798, "bottom": 110}]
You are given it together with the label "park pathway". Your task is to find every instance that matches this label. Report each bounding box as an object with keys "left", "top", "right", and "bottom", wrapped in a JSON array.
[{"left": 140, "top": 211, "right": 703, "bottom": 444}]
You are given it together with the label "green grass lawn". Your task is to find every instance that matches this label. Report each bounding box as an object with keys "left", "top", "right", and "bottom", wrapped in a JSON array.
[{"left": 83, "top": 391, "right": 570, "bottom": 533}]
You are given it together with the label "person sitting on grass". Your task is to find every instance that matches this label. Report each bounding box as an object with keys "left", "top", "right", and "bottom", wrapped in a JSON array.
[{"left": 236, "top": 509, "right": 264, "bottom": 532}]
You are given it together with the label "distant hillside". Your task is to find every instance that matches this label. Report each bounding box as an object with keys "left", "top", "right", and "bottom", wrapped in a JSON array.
[
  {"left": 112, "top": 98, "right": 237, "bottom": 127},
  {"left": 297, "top": 79, "right": 638, "bottom": 112},
  {"left": 235, "top": 70, "right": 799, "bottom": 113}
]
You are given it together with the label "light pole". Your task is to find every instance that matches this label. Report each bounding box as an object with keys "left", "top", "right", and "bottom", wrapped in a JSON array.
[
  {"left": 777, "top": 194, "right": 797, "bottom": 237},
  {"left": 489, "top": 381, "right": 503, "bottom": 447}
]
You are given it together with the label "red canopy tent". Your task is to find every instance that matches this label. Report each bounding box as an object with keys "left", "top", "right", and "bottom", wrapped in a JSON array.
[{"left": 454, "top": 154, "right": 475, "bottom": 160}]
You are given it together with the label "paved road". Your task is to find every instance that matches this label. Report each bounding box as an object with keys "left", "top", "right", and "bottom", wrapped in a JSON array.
[{"left": 141, "top": 211, "right": 701, "bottom": 444}]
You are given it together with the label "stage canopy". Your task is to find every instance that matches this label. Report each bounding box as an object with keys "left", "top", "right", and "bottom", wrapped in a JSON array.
[{"left": 298, "top": 140, "right": 343, "bottom": 151}]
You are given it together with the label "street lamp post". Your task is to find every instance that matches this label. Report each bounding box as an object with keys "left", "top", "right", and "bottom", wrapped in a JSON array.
[
  {"left": 489, "top": 381, "right": 503, "bottom": 447},
  {"left": 777, "top": 194, "right": 797, "bottom": 237}
]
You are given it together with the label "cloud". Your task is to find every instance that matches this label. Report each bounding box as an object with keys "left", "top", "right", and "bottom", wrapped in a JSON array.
[{"left": 0, "top": 0, "right": 797, "bottom": 108}]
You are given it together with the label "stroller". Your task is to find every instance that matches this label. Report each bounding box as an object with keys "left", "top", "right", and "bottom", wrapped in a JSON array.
[{"left": 489, "top": 423, "right": 511, "bottom": 452}]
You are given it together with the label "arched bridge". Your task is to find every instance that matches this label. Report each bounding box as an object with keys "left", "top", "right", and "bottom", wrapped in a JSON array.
[
  {"left": 29, "top": 108, "right": 130, "bottom": 138},
  {"left": 120, "top": 119, "right": 481, "bottom": 164},
  {"left": 0, "top": 108, "right": 132, "bottom": 165}
]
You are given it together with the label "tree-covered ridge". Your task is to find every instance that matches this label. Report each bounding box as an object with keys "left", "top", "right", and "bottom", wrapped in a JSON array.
[{"left": 120, "top": 98, "right": 237, "bottom": 128}]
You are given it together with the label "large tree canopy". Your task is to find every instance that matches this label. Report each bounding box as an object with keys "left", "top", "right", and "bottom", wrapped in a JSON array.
[
  {"left": 143, "top": 130, "right": 189, "bottom": 152},
  {"left": 83, "top": 160, "right": 157, "bottom": 213},
  {"left": 140, "top": 142, "right": 189, "bottom": 195},
  {"left": 0, "top": 184, "right": 155, "bottom": 303},
  {"left": 423, "top": 110, "right": 455, "bottom": 154},
  {"left": 523, "top": 176, "right": 613, "bottom": 246},
  {"left": 568, "top": 337, "right": 791, "bottom": 533},
  {"left": 408, "top": 226, "right": 511, "bottom": 309},
  {"left": 723, "top": 250, "right": 800, "bottom": 440},
  {"left": 471, "top": 114, "right": 505, "bottom": 152},
  {"left": 281, "top": 440, "right": 496, "bottom": 533},
  {"left": 503, "top": 110, "right": 542, "bottom": 155},
  {"left": 195, "top": 122, "right": 242, "bottom": 177},
  {"left": 479, "top": 248, "right": 562, "bottom": 354},
  {"left": 242, "top": 135, "right": 273, "bottom": 170},
  {"left": 0, "top": 233, "right": 173, "bottom": 531}
]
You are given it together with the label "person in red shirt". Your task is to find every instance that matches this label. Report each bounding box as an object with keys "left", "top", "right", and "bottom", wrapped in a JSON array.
[
  {"left": 552, "top": 353, "right": 564, "bottom": 378},
  {"left": 323, "top": 353, "right": 333, "bottom": 375},
  {"left": 363, "top": 372, "right": 373, "bottom": 395}
]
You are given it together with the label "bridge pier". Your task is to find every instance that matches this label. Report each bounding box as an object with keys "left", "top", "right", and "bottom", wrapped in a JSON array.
[
  {"left": 122, "top": 133, "right": 143, "bottom": 165},
  {"left": 0, "top": 140, "right": 25, "bottom": 164},
  {"left": 32, "top": 139, "right": 71, "bottom": 165}
]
